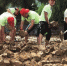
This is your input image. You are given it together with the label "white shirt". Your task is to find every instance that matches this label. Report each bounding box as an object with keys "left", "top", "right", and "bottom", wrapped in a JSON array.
[{"left": 64, "top": 9, "right": 67, "bottom": 21}]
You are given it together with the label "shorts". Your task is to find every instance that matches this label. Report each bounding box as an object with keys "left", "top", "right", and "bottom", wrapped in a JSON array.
[
  {"left": 64, "top": 22, "right": 67, "bottom": 40},
  {"left": 25, "top": 23, "right": 39, "bottom": 35},
  {"left": 36, "top": 21, "right": 48, "bottom": 36},
  {"left": 36, "top": 21, "right": 51, "bottom": 41},
  {"left": 16, "top": 20, "right": 21, "bottom": 31}
]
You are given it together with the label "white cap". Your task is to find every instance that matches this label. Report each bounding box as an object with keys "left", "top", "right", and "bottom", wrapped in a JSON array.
[
  {"left": 9, "top": 8, "right": 15, "bottom": 14},
  {"left": 64, "top": 9, "right": 67, "bottom": 21}
]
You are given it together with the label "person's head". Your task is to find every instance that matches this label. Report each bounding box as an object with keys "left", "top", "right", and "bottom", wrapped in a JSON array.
[
  {"left": 20, "top": 8, "right": 29, "bottom": 18},
  {"left": 14, "top": 8, "right": 19, "bottom": 15},
  {"left": 7, "top": 17, "right": 14, "bottom": 30},
  {"left": 48, "top": 0, "right": 55, "bottom": 7}
]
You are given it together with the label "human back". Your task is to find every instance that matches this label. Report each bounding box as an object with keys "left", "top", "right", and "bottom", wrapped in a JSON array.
[
  {"left": 0, "top": 12, "right": 16, "bottom": 26},
  {"left": 21, "top": 10, "right": 40, "bottom": 24}
]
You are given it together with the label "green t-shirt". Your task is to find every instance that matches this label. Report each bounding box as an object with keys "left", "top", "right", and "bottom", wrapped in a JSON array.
[
  {"left": 40, "top": 4, "right": 52, "bottom": 21},
  {"left": 0, "top": 12, "right": 16, "bottom": 26},
  {"left": 21, "top": 11, "right": 40, "bottom": 24},
  {"left": 9, "top": 8, "right": 15, "bottom": 14}
]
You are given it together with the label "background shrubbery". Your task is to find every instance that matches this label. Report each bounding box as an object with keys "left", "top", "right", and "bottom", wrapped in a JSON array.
[{"left": 0, "top": 0, "right": 67, "bottom": 23}]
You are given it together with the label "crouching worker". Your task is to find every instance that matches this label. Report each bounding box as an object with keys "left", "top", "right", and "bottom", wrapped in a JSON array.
[
  {"left": 7, "top": 7, "right": 19, "bottom": 15},
  {"left": 20, "top": 8, "right": 40, "bottom": 44},
  {"left": 6, "top": 7, "right": 19, "bottom": 17},
  {"left": 0, "top": 12, "right": 16, "bottom": 44}
]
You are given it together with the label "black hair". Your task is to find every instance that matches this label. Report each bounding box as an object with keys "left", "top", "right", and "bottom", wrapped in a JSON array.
[{"left": 15, "top": 8, "right": 17, "bottom": 10}]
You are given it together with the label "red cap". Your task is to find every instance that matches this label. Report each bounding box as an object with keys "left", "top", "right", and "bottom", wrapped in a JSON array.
[
  {"left": 20, "top": 8, "right": 29, "bottom": 16},
  {"left": 7, "top": 17, "right": 14, "bottom": 27},
  {"left": 25, "top": 9, "right": 29, "bottom": 13}
]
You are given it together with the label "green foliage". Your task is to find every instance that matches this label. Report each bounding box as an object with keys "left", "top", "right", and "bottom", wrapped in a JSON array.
[
  {"left": 18, "top": 7, "right": 22, "bottom": 11},
  {"left": 38, "top": 0, "right": 48, "bottom": 3},
  {"left": 0, "top": 0, "right": 67, "bottom": 23},
  {"left": 35, "top": 3, "right": 44, "bottom": 15},
  {"left": 50, "top": 0, "right": 66, "bottom": 23},
  {"left": 0, "top": 0, "right": 35, "bottom": 14}
]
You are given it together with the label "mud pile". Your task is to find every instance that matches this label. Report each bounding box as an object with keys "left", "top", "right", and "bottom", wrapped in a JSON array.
[{"left": 0, "top": 35, "right": 67, "bottom": 66}]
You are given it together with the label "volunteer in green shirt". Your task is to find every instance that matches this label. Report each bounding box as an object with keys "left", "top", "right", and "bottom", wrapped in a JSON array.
[
  {"left": 7, "top": 7, "right": 19, "bottom": 16},
  {"left": 20, "top": 8, "right": 40, "bottom": 43},
  {"left": 0, "top": 12, "right": 16, "bottom": 44},
  {"left": 36, "top": 0, "right": 55, "bottom": 48}
]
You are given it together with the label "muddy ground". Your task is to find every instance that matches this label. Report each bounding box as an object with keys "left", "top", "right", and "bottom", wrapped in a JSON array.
[{"left": 0, "top": 35, "right": 67, "bottom": 66}]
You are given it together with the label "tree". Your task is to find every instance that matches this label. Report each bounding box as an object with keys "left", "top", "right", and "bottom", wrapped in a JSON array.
[
  {"left": 0, "top": 0, "right": 35, "bottom": 14},
  {"left": 0, "top": 0, "right": 67, "bottom": 23},
  {"left": 50, "top": 0, "right": 67, "bottom": 23},
  {"left": 35, "top": 3, "right": 44, "bottom": 15}
]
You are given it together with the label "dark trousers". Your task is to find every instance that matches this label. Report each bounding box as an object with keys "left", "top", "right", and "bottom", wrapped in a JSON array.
[
  {"left": 36, "top": 21, "right": 51, "bottom": 41},
  {"left": 25, "top": 24, "right": 38, "bottom": 35},
  {"left": 64, "top": 22, "right": 67, "bottom": 40}
]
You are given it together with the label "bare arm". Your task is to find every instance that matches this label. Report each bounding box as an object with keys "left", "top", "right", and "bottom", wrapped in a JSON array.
[
  {"left": 1, "top": 26, "right": 6, "bottom": 41},
  {"left": 44, "top": 11, "right": 49, "bottom": 24},
  {"left": 1, "top": 26, "right": 5, "bottom": 35},
  {"left": 20, "top": 20, "right": 24, "bottom": 30},
  {"left": 28, "top": 20, "right": 34, "bottom": 30},
  {"left": 9, "top": 27, "right": 16, "bottom": 42}
]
